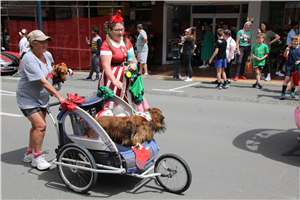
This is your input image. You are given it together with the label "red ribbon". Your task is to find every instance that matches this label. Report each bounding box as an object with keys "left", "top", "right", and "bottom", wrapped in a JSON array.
[{"left": 61, "top": 93, "right": 85, "bottom": 112}]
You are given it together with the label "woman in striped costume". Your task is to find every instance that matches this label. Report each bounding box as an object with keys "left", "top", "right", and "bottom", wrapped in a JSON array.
[{"left": 98, "top": 10, "right": 148, "bottom": 112}]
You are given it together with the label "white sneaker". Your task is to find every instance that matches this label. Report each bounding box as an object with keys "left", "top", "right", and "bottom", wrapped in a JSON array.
[
  {"left": 199, "top": 65, "right": 204, "bottom": 68},
  {"left": 265, "top": 76, "right": 271, "bottom": 81},
  {"left": 31, "top": 155, "right": 51, "bottom": 170},
  {"left": 12, "top": 71, "right": 21, "bottom": 77},
  {"left": 23, "top": 152, "right": 34, "bottom": 163},
  {"left": 181, "top": 76, "right": 187, "bottom": 80},
  {"left": 143, "top": 73, "right": 149, "bottom": 76},
  {"left": 199, "top": 65, "right": 208, "bottom": 68},
  {"left": 205, "top": 64, "right": 210, "bottom": 67},
  {"left": 276, "top": 71, "right": 285, "bottom": 76},
  {"left": 185, "top": 78, "right": 193, "bottom": 82}
]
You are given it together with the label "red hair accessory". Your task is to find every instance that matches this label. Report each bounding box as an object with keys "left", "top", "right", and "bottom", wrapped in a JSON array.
[{"left": 110, "top": 10, "right": 123, "bottom": 26}]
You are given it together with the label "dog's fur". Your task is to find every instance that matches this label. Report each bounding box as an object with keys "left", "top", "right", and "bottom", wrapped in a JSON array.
[
  {"left": 52, "top": 62, "right": 72, "bottom": 84},
  {"left": 86, "top": 108, "right": 166, "bottom": 147}
]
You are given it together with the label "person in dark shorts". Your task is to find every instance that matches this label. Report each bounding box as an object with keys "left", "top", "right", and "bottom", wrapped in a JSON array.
[
  {"left": 16, "top": 30, "right": 66, "bottom": 170},
  {"left": 280, "top": 35, "right": 300, "bottom": 100},
  {"left": 209, "top": 28, "right": 228, "bottom": 89}
]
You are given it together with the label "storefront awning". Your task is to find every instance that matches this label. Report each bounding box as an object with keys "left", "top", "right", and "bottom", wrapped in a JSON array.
[{"left": 165, "top": 0, "right": 251, "bottom": 4}]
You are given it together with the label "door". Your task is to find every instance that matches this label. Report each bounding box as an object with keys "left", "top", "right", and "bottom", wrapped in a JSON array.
[
  {"left": 215, "top": 18, "right": 238, "bottom": 41},
  {"left": 192, "top": 14, "right": 239, "bottom": 63}
]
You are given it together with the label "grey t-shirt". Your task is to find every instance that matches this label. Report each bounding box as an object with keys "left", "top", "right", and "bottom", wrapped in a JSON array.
[
  {"left": 263, "top": 30, "right": 276, "bottom": 50},
  {"left": 136, "top": 30, "right": 148, "bottom": 53},
  {"left": 16, "top": 50, "right": 54, "bottom": 109}
]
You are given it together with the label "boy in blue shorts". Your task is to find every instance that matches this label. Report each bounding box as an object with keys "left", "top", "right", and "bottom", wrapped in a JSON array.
[
  {"left": 251, "top": 33, "right": 269, "bottom": 89},
  {"left": 209, "top": 28, "right": 228, "bottom": 89},
  {"left": 280, "top": 35, "right": 300, "bottom": 100}
]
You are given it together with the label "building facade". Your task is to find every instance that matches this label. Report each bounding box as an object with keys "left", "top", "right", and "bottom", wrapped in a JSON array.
[{"left": 1, "top": 1, "right": 299, "bottom": 67}]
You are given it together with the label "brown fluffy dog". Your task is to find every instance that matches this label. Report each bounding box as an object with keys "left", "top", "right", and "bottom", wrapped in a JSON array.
[
  {"left": 86, "top": 108, "right": 166, "bottom": 147},
  {"left": 52, "top": 62, "right": 72, "bottom": 84}
]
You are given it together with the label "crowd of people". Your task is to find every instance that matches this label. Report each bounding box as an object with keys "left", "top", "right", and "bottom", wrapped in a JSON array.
[{"left": 178, "top": 19, "right": 300, "bottom": 95}]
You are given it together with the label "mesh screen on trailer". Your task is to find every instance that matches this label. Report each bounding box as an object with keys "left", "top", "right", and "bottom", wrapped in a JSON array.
[{"left": 8, "top": 15, "right": 111, "bottom": 70}]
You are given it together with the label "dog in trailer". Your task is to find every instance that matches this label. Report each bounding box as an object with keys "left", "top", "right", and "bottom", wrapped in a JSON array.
[{"left": 86, "top": 108, "right": 166, "bottom": 147}]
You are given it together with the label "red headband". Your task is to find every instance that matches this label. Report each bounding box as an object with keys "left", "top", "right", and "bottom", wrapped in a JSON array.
[{"left": 110, "top": 10, "right": 123, "bottom": 26}]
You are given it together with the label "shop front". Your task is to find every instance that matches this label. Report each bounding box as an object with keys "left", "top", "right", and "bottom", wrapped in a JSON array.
[{"left": 162, "top": 2, "right": 249, "bottom": 65}]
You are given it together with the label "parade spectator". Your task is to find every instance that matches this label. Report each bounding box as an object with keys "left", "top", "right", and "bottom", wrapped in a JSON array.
[
  {"left": 251, "top": 33, "right": 269, "bottom": 89},
  {"left": 181, "top": 27, "right": 196, "bottom": 82},
  {"left": 211, "top": 29, "right": 236, "bottom": 84},
  {"left": 16, "top": 30, "right": 66, "bottom": 170},
  {"left": 209, "top": 28, "right": 228, "bottom": 89},
  {"left": 258, "top": 22, "right": 281, "bottom": 81},
  {"left": 13, "top": 29, "right": 30, "bottom": 77},
  {"left": 280, "top": 35, "right": 300, "bottom": 100},
  {"left": 277, "top": 21, "right": 299, "bottom": 75},
  {"left": 224, "top": 29, "right": 236, "bottom": 84},
  {"left": 98, "top": 10, "right": 148, "bottom": 111},
  {"left": 145, "top": 27, "right": 152, "bottom": 73},
  {"left": 234, "top": 19, "right": 253, "bottom": 81},
  {"left": 136, "top": 24, "right": 149, "bottom": 76},
  {"left": 3, "top": 27, "right": 10, "bottom": 50},
  {"left": 199, "top": 25, "right": 215, "bottom": 68},
  {"left": 1, "top": 28, "right": 4, "bottom": 50},
  {"left": 86, "top": 27, "right": 102, "bottom": 81}
]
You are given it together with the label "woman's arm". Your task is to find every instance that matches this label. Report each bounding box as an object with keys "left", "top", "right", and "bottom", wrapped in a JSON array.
[
  {"left": 128, "top": 51, "right": 138, "bottom": 71},
  {"left": 101, "top": 55, "right": 124, "bottom": 89},
  {"left": 270, "top": 34, "right": 280, "bottom": 45},
  {"left": 37, "top": 79, "right": 65, "bottom": 103},
  {"left": 236, "top": 37, "right": 240, "bottom": 55}
]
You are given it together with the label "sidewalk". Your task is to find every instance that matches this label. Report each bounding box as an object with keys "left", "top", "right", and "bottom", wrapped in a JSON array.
[
  {"left": 146, "top": 63, "right": 285, "bottom": 85},
  {"left": 77, "top": 63, "right": 285, "bottom": 86}
]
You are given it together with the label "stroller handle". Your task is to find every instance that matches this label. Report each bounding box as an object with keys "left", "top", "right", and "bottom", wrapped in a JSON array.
[{"left": 47, "top": 101, "right": 61, "bottom": 114}]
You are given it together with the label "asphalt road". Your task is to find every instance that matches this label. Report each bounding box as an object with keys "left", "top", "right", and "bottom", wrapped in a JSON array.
[{"left": 1, "top": 72, "right": 299, "bottom": 199}]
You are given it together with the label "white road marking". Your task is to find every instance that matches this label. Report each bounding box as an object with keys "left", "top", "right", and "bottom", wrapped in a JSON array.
[
  {"left": 0, "top": 90, "right": 16, "bottom": 94},
  {"left": 0, "top": 112, "right": 23, "bottom": 117},
  {"left": 1, "top": 93, "right": 16, "bottom": 96},
  {"left": 1, "top": 77, "right": 20, "bottom": 80},
  {"left": 0, "top": 90, "right": 16, "bottom": 96},
  {"left": 152, "top": 82, "right": 200, "bottom": 92}
]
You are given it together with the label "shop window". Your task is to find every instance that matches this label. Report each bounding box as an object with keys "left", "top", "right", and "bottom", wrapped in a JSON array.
[
  {"left": 166, "top": 5, "right": 191, "bottom": 61},
  {"left": 269, "top": 2, "right": 300, "bottom": 68},
  {"left": 192, "top": 5, "right": 240, "bottom": 14}
]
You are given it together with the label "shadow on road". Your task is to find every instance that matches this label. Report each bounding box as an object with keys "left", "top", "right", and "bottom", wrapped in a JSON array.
[
  {"left": 1, "top": 147, "right": 171, "bottom": 196},
  {"left": 233, "top": 128, "right": 300, "bottom": 167}
]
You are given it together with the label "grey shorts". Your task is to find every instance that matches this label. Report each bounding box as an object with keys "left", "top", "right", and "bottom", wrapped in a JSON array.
[
  {"left": 137, "top": 51, "right": 148, "bottom": 64},
  {"left": 20, "top": 107, "right": 47, "bottom": 117}
]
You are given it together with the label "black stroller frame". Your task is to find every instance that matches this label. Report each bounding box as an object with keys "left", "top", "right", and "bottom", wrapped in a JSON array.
[{"left": 47, "top": 91, "right": 192, "bottom": 194}]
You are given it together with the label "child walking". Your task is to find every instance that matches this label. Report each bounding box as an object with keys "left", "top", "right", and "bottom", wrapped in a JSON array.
[
  {"left": 209, "top": 28, "right": 228, "bottom": 89},
  {"left": 251, "top": 33, "right": 269, "bottom": 89},
  {"left": 280, "top": 35, "right": 300, "bottom": 100}
]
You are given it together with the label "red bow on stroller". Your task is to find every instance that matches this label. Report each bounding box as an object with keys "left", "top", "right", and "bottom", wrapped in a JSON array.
[
  {"left": 61, "top": 93, "right": 85, "bottom": 112},
  {"left": 292, "top": 64, "right": 299, "bottom": 86}
]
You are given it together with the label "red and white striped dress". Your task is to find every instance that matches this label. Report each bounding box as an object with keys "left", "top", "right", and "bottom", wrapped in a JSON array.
[{"left": 98, "top": 38, "right": 140, "bottom": 111}]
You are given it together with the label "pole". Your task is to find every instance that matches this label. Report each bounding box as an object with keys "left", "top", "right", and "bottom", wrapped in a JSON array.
[{"left": 37, "top": 1, "right": 43, "bottom": 31}]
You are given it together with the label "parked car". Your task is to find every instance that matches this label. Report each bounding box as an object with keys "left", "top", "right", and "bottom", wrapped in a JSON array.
[{"left": 0, "top": 51, "right": 20, "bottom": 73}]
